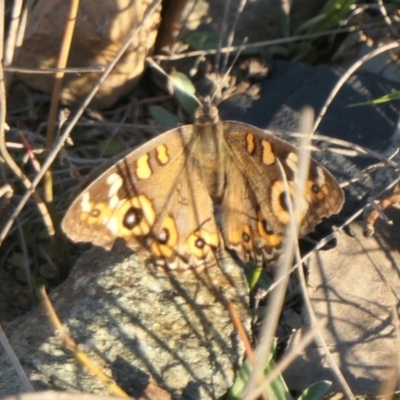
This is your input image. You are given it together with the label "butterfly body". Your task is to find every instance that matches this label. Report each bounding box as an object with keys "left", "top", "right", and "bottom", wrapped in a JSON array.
[{"left": 62, "top": 101, "right": 344, "bottom": 274}]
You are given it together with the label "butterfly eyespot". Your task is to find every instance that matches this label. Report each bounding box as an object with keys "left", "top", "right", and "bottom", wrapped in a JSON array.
[
  {"left": 195, "top": 238, "right": 205, "bottom": 249},
  {"left": 123, "top": 207, "right": 143, "bottom": 230},
  {"left": 242, "top": 232, "right": 251, "bottom": 243},
  {"left": 262, "top": 219, "right": 274, "bottom": 235},
  {"left": 82, "top": 202, "right": 111, "bottom": 224},
  {"left": 157, "top": 228, "right": 169, "bottom": 244},
  {"left": 90, "top": 209, "right": 101, "bottom": 218},
  {"left": 256, "top": 211, "right": 281, "bottom": 247},
  {"left": 187, "top": 230, "right": 219, "bottom": 259},
  {"left": 312, "top": 183, "right": 320, "bottom": 194},
  {"left": 150, "top": 216, "right": 177, "bottom": 258}
]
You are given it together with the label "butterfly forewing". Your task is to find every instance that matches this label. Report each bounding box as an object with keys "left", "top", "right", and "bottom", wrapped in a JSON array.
[
  {"left": 62, "top": 124, "right": 223, "bottom": 273},
  {"left": 63, "top": 102, "right": 344, "bottom": 273}
]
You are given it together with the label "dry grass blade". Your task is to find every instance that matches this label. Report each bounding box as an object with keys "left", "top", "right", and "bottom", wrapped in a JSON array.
[
  {"left": 3, "top": 0, "right": 23, "bottom": 67},
  {"left": 225, "top": 294, "right": 255, "bottom": 364},
  {"left": 44, "top": 0, "right": 80, "bottom": 206},
  {"left": 245, "top": 108, "right": 354, "bottom": 399},
  {"left": 243, "top": 162, "right": 298, "bottom": 399},
  {"left": 377, "top": 0, "right": 399, "bottom": 37},
  {"left": 39, "top": 287, "right": 130, "bottom": 398},
  {"left": 224, "top": 292, "right": 269, "bottom": 400}
]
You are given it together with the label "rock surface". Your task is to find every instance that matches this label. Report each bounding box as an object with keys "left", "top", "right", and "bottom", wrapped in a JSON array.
[
  {"left": 0, "top": 246, "right": 250, "bottom": 399},
  {"left": 283, "top": 211, "right": 400, "bottom": 396},
  {"left": 14, "top": 0, "right": 161, "bottom": 109}
]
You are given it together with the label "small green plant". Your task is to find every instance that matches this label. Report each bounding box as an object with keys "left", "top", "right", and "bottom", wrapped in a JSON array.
[{"left": 226, "top": 340, "right": 331, "bottom": 400}]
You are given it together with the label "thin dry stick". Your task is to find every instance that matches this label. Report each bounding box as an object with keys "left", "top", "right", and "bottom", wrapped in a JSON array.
[
  {"left": 14, "top": 0, "right": 33, "bottom": 50},
  {"left": 290, "top": 132, "right": 400, "bottom": 168},
  {"left": 274, "top": 111, "right": 352, "bottom": 398},
  {"left": 3, "top": 0, "right": 23, "bottom": 66},
  {"left": 244, "top": 108, "right": 315, "bottom": 399},
  {"left": 8, "top": 0, "right": 33, "bottom": 91},
  {"left": 153, "top": 22, "right": 384, "bottom": 61},
  {"left": 4, "top": 66, "right": 105, "bottom": 73},
  {"left": 44, "top": 0, "right": 79, "bottom": 205},
  {"left": 290, "top": 112, "right": 354, "bottom": 398},
  {"left": 0, "top": 16, "right": 55, "bottom": 239},
  {"left": 301, "top": 256, "right": 355, "bottom": 398},
  {"left": 248, "top": 108, "right": 355, "bottom": 398},
  {"left": 243, "top": 159, "right": 299, "bottom": 400},
  {"left": 377, "top": 0, "right": 399, "bottom": 37},
  {"left": 0, "top": 1, "right": 4, "bottom": 61},
  {"left": 313, "top": 40, "right": 400, "bottom": 133},
  {"left": 16, "top": 218, "right": 35, "bottom": 304},
  {"left": 0, "top": 0, "right": 162, "bottom": 248},
  {"left": 0, "top": 324, "right": 33, "bottom": 391},
  {"left": 225, "top": 295, "right": 255, "bottom": 364},
  {"left": 225, "top": 294, "right": 269, "bottom": 400}
]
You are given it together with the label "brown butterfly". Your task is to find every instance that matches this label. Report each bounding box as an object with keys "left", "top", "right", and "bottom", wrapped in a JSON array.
[{"left": 62, "top": 99, "right": 344, "bottom": 274}]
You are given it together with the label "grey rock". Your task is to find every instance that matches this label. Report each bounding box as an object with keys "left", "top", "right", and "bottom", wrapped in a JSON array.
[
  {"left": 0, "top": 246, "right": 250, "bottom": 399},
  {"left": 283, "top": 210, "right": 400, "bottom": 396}
]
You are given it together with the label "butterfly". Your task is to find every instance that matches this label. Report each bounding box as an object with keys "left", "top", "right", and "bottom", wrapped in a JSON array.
[{"left": 62, "top": 98, "right": 344, "bottom": 274}]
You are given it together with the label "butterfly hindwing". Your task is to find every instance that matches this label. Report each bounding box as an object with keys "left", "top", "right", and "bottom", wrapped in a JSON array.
[{"left": 220, "top": 121, "right": 344, "bottom": 267}]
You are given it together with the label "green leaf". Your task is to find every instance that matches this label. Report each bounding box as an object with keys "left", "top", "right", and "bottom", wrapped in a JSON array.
[
  {"left": 171, "top": 72, "right": 199, "bottom": 118},
  {"left": 226, "top": 340, "right": 293, "bottom": 400},
  {"left": 348, "top": 90, "right": 400, "bottom": 107},
  {"left": 172, "top": 72, "right": 196, "bottom": 95},
  {"left": 186, "top": 32, "right": 220, "bottom": 50},
  {"left": 248, "top": 267, "right": 263, "bottom": 291},
  {"left": 295, "top": 0, "right": 355, "bottom": 34},
  {"left": 149, "top": 105, "right": 179, "bottom": 129},
  {"left": 297, "top": 381, "right": 332, "bottom": 400}
]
